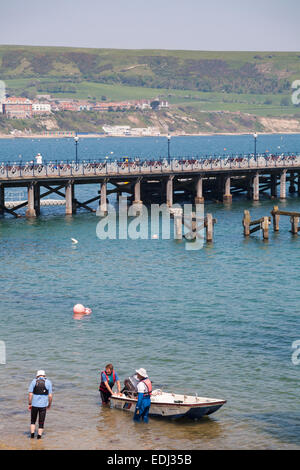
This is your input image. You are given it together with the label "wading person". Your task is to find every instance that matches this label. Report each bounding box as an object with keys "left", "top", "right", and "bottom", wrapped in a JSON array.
[
  {"left": 133, "top": 368, "right": 152, "bottom": 423},
  {"left": 28, "top": 370, "right": 53, "bottom": 439},
  {"left": 99, "top": 363, "right": 121, "bottom": 405}
]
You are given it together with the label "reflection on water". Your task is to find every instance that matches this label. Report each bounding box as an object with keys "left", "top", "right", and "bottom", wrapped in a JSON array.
[{"left": 245, "top": 412, "right": 300, "bottom": 446}]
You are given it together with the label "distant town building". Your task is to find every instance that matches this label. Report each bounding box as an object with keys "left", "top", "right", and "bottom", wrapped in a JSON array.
[
  {"left": 32, "top": 102, "right": 52, "bottom": 114},
  {"left": 57, "top": 100, "right": 79, "bottom": 112},
  {"left": 102, "top": 125, "right": 160, "bottom": 136},
  {"left": 159, "top": 100, "right": 169, "bottom": 109},
  {"left": 2, "top": 97, "right": 33, "bottom": 118}
]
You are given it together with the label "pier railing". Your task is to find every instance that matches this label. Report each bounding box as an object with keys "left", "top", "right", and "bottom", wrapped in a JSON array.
[{"left": 1, "top": 153, "right": 300, "bottom": 180}]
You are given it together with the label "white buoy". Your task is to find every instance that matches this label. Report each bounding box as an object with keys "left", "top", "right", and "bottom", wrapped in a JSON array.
[
  {"left": 71, "top": 238, "right": 78, "bottom": 244},
  {"left": 152, "top": 234, "right": 158, "bottom": 239}
]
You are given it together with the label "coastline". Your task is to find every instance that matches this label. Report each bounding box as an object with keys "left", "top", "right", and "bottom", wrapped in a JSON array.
[{"left": 1, "top": 131, "right": 300, "bottom": 139}]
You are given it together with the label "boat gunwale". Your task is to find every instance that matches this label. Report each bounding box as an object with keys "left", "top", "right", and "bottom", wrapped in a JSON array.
[{"left": 111, "top": 395, "right": 226, "bottom": 408}]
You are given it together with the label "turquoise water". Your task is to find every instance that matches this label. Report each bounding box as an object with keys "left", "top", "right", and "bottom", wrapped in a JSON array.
[{"left": 0, "top": 135, "right": 299, "bottom": 450}]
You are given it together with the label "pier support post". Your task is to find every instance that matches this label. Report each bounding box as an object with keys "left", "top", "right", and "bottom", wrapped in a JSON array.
[
  {"left": 223, "top": 176, "right": 232, "bottom": 203},
  {"left": 271, "top": 174, "right": 277, "bottom": 199},
  {"left": 194, "top": 177, "right": 204, "bottom": 204},
  {"left": 133, "top": 177, "right": 142, "bottom": 204},
  {"left": 297, "top": 172, "right": 300, "bottom": 196},
  {"left": 289, "top": 172, "right": 296, "bottom": 193},
  {"left": 253, "top": 173, "right": 259, "bottom": 201},
  {"left": 166, "top": 176, "right": 174, "bottom": 207},
  {"left": 65, "top": 181, "right": 76, "bottom": 215},
  {"left": 280, "top": 170, "right": 287, "bottom": 200},
  {"left": 34, "top": 184, "right": 40, "bottom": 216},
  {"left": 26, "top": 182, "right": 36, "bottom": 217},
  {"left": 0, "top": 184, "right": 4, "bottom": 216},
  {"left": 99, "top": 180, "right": 108, "bottom": 216}
]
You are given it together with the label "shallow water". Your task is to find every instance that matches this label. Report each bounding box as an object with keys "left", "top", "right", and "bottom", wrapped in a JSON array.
[{"left": 0, "top": 135, "right": 299, "bottom": 449}]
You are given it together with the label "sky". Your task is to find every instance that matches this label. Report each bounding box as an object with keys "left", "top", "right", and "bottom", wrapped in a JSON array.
[{"left": 0, "top": 0, "right": 299, "bottom": 51}]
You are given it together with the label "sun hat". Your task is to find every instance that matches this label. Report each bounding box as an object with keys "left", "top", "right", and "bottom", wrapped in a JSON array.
[
  {"left": 136, "top": 368, "right": 147, "bottom": 378},
  {"left": 36, "top": 370, "right": 46, "bottom": 377}
]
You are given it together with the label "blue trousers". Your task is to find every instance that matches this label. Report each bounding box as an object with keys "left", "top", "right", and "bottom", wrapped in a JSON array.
[{"left": 133, "top": 396, "right": 151, "bottom": 423}]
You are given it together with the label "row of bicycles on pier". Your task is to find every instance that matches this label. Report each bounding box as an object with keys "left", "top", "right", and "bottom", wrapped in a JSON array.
[{"left": 0, "top": 153, "right": 299, "bottom": 177}]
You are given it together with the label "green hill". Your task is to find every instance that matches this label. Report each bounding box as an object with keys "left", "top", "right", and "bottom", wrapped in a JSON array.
[
  {"left": 0, "top": 45, "right": 300, "bottom": 135},
  {"left": 0, "top": 45, "right": 299, "bottom": 95}
]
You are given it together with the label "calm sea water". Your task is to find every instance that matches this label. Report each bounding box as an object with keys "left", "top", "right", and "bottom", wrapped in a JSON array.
[{"left": 0, "top": 135, "right": 299, "bottom": 450}]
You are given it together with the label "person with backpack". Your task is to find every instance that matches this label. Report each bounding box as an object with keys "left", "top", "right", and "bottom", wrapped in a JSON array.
[
  {"left": 28, "top": 370, "right": 53, "bottom": 439},
  {"left": 99, "top": 363, "right": 121, "bottom": 405}
]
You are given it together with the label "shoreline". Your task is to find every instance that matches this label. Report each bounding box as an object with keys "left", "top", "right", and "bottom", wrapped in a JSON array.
[{"left": 1, "top": 131, "right": 300, "bottom": 139}]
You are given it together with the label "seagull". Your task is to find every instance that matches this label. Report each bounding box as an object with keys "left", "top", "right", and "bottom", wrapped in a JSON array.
[{"left": 71, "top": 238, "right": 78, "bottom": 244}]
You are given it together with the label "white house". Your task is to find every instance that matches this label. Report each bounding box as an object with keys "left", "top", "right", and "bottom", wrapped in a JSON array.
[{"left": 32, "top": 103, "right": 52, "bottom": 114}]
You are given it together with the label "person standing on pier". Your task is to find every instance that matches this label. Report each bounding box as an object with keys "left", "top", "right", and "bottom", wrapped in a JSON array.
[
  {"left": 28, "top": 370, "right": 53, "bottom": 439},
  {"left": 133, "top": 368, "right": 152, "bottom": 423},
  {"left": 99, "top": 363, "right": 121, "bottom": 405}
]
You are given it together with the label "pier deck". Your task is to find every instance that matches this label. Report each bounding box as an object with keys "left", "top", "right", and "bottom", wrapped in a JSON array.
[{"left": 0, "top": 153, "right": 300, "bottom": 217}]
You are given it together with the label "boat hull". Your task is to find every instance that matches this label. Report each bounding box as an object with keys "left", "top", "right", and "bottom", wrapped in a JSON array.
[{"left": 110, "top": 395, "right": 226, "bottom": 420}]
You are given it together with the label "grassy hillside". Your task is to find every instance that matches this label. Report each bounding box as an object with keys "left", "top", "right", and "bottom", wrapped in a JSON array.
[
  {"left": 1, "top": 45, "right": 299, "bottom": 95},
  {"left": 0, "top": 45, "right": 300, "bottom": 135}
]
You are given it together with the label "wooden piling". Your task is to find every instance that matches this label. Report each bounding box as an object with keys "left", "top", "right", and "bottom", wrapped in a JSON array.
[
  {"left": 271, "top": 206, "right": 300, "bottom": 234},
  {"left": 261, "top": 216, "right": 270, "bottom": 240},
  {"left": 194, "top": 177, "right": 204, "bottom": 204},
  {"left": 243, "top": 210, "right": 251, "bottom": 236},
  {"left": 26, "top": 182, "right": 36, "bottom": 217},
  {"left": 243, "top": 210, "right": 270, "bottom": 239},
  {"left": 174, "top": 215, "right": 182, "bottom": 240},
  {"left": 65, "top": 181, "right": 74, "bottom": 215},
  {"left": 223, "top": 176, "right": 232, "bottom": 203},
  {"left": 290, "top": 216, "right": 299, "bottom": 234},
  {"left": 271, "top": 205, "right": 280, "bottom": 231},
  {"left": 253, "top": 173, "right": 260, "bottom": 201},
  {"left": 205, "top": 213, "right": 214, "bottom": 242},
  {"left": 166, "top": 176, "right": 174, "bottom": 207},
  {"left": 280, "top": 170, "right": 287, "bottom": 200}
]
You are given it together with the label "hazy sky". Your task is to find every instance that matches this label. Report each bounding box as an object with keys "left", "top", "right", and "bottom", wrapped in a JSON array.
[{"left": 0, "top": 0, "right": 299, "bottom": 51}]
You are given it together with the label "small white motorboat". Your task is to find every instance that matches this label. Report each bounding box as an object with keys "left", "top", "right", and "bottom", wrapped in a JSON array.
[{"left": 111, "top": 389, "right": 226, "bottom": 419}]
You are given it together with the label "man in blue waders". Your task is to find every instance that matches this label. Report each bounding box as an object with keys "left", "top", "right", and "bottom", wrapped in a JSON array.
[{"left": 133, "top": 368, "right": 152, "bottom": 423}]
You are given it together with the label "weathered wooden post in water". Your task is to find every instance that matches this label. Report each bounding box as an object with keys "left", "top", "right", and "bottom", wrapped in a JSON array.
[
  {"left": 271, "top": 206, "right": 300, "bottom": 234},
  {"left": 291, "top": 215, "right": 299, "bottom": 234},
  {"left": 243, "top": 210, "right": 251, "bottom": 236},
  {"left": 205, "top": 214, "right": 214, "bottom": 242},
  {"left": 261, "top": 216, "right": 270, "bottom": 240},
  {"left": 242, "top": 210, "right": 270, "bottom": 239},
  {"left": 171, "top": 208, "right": 216, "bottom": 243},
  {"left": 271, "top": 206, "right": 280, "bottom": 232}
]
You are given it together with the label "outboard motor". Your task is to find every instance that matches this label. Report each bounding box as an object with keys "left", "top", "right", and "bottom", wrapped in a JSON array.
[{"left": 121, "top": 374, "right": 139, "bottom": 397}]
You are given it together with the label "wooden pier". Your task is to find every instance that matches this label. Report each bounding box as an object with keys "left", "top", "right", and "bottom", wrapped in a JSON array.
[{"left": 0, "top": 153, "right": 300, "bottom": 218}]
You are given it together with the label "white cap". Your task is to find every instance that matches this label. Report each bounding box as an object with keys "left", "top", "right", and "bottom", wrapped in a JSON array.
[
  {"left": 36, "top": 370, "right": 46, "bottom": 377},
  {"left": 136, "top": 368, "right": 147, "bottom": 378}
]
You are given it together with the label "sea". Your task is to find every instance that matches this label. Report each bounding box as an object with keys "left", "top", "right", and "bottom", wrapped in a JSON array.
[{"left": 0, "top": 134, "right": 299, "bottom": 450}]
